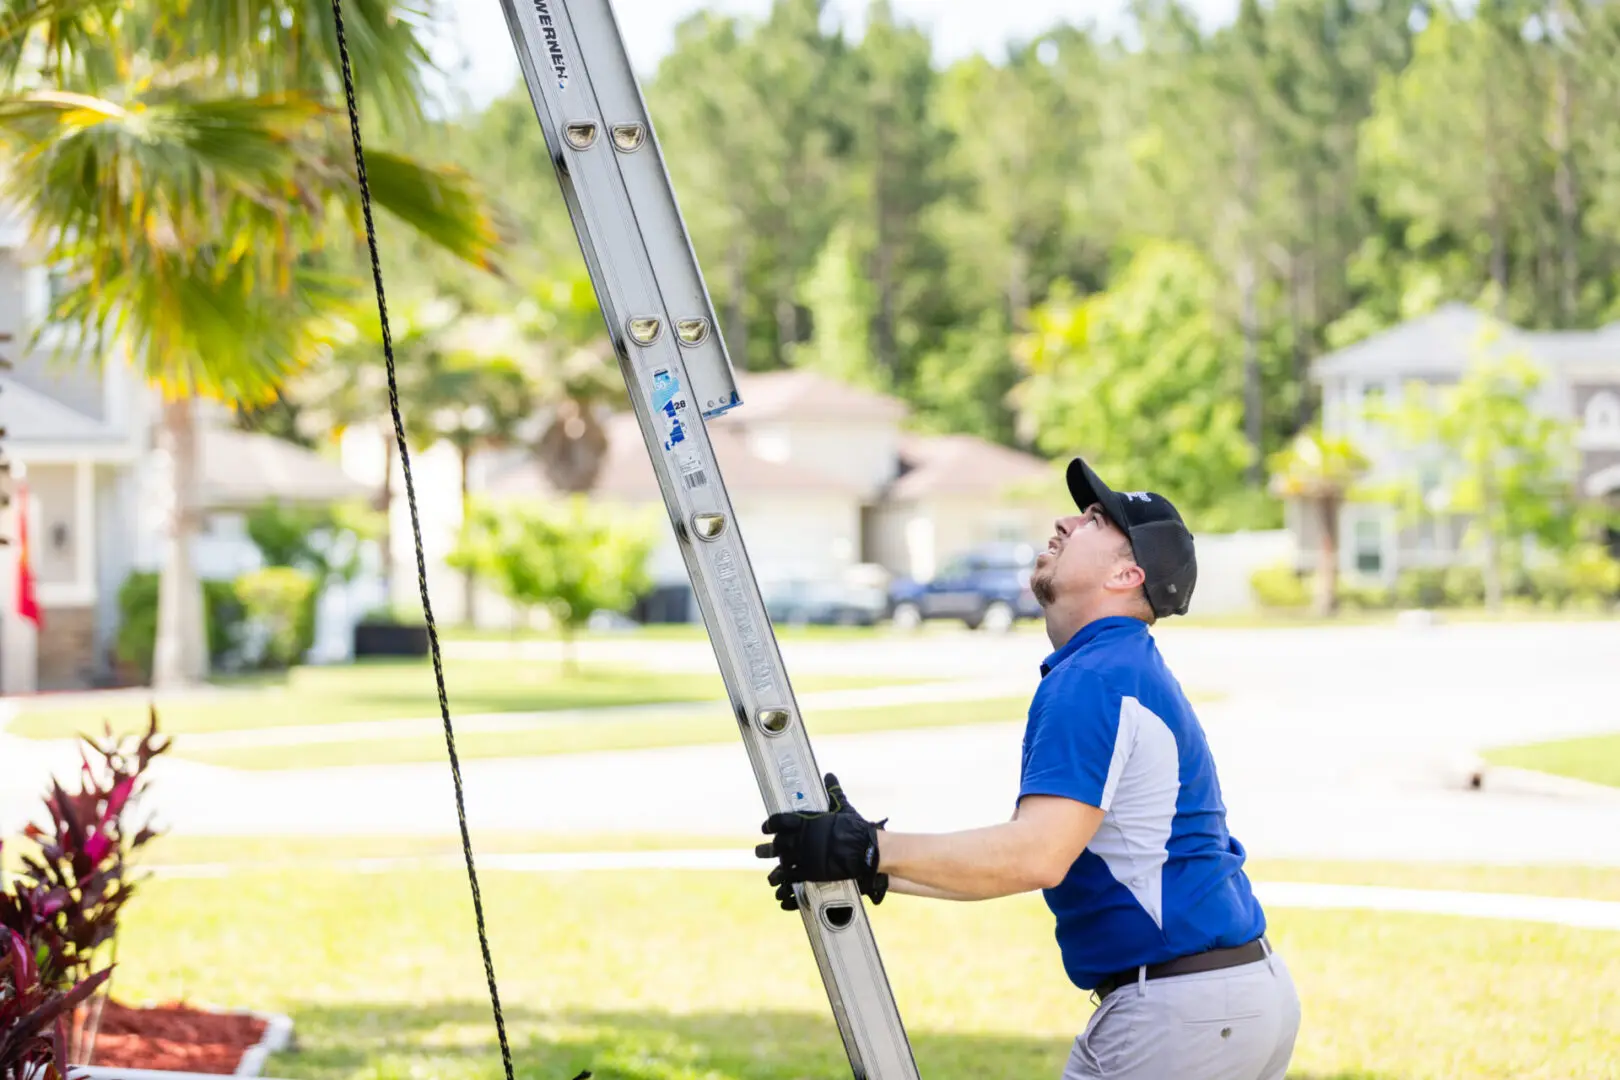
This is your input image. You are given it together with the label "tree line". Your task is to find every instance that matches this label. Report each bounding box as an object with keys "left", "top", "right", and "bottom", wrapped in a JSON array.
[{"left": 360, "top": 0, "right": 1620, "bottom": 535}]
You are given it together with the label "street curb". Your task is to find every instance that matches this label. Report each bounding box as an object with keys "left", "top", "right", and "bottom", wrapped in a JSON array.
[{"left": 1479, "top": 764, "right": 1620, "bottom": 803}]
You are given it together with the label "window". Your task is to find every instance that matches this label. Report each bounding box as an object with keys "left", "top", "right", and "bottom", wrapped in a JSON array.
[
  {"left": 1414, "top": 516, "right": 1437, "bottom": 553},
  {"left": 46, "top": 265, "right": 73, "bottom": 308},
  {"left": 1356, "top": 380, "right": 1389, "bottom": 431},
  {"left": 1353, "top": 517, "right": 1384, "bottom": 575},
  {"left": 1585, "top": 390, "right": 1620, "bottom": 446}
]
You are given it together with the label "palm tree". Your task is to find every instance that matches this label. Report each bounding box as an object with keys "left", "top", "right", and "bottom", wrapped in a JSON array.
[
  {"left": 0, "top": 0, "right": 502, "bottom": 686},
  {"left": 1267, "top": 427, "right": 1370, "bottom": 617},
  {"left": 401, "top": 307, "right": 539, "bottom": 625},
  {"left": 514, "top": 270, "right": 625, "bottom": 494}
]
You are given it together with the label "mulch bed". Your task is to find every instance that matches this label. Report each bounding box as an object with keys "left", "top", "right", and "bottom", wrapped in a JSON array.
[{"left": 80, "top": 999, "right": 269, "bottom": 1074}]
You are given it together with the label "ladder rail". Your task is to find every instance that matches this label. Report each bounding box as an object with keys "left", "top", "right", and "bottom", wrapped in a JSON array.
[{"left": 496, "top": 2, "right": 921, "bottom": 1078}]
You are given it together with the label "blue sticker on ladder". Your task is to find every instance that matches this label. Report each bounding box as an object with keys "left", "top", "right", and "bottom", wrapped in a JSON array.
[{"left": 652, "top": 369, "right": 687, "bottom": 451}]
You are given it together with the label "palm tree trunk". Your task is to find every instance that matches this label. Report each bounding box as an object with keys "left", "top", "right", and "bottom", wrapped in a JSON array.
[
  {"left": 152, "top": 396, "right": 208, "bottom": 688},
  {"left": 1315, "top": 496, "right": 1340, "bottom": 618}
]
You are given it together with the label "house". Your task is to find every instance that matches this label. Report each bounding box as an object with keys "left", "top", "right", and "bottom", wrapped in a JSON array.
[
  {"left": 441, "top": 369, "right": 1061, "bottom": 626},
  {"left": 0, "top": 211, "right": 373, "bottom": 691},
  {"left": 1301, "top": 302, "right": 1620, "bottom": 583},
  {"left": 0, "top": 200, "right": 150, "bottom": 693}
]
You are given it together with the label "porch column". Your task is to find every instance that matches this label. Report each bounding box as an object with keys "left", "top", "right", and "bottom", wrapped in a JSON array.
[{"left": 1, "top": 462, "right": 39, "bottom": 695}]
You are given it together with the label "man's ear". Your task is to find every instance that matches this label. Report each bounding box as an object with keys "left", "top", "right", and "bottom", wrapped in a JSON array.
[{"left": 1106, "top": 561, "right": 1147, "bottom": 593}]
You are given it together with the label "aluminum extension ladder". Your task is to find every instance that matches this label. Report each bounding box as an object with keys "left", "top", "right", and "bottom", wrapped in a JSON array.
[{"left": 495, "top": 2, "right": 921, "bottom": 1077}]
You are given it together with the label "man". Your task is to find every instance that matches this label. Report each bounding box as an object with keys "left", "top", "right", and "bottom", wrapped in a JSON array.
[{"left": 756, "top": 457, "right": 1301, "bottom": 1080}]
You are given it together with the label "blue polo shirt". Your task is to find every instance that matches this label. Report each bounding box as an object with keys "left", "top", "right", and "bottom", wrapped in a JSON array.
[{"left": 1019, "top": 616, "right": 1266, "bottom": 991}]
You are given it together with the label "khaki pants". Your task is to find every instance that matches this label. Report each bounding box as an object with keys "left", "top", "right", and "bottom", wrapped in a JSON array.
[{"left": 1063, "top": 947, "right": 1302, "bottom": 1080}]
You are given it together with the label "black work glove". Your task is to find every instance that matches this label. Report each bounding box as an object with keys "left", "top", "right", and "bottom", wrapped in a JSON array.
[{"left": 756, "top": 772, "right": 888, "bottom": 911}]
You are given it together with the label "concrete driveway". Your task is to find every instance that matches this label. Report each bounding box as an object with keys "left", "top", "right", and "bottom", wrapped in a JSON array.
[{"left": 4, "top": 619, "right": 1619, "bottom": 864}]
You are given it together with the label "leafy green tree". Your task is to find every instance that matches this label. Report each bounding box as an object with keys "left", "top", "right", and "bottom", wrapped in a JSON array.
[
  {"left": 0, "top": 1, "right": 501, "bottom": 687},
  {"left": 1372, "top": 336, "right": 1579, "bottom": 610},
  {"left": 245, "top": 497, "right": 380, "bottom": 593},
  {"left": 286, "top": 293, "right": 455, "bottom": 602},
  {"left": 791, "top": 223, "right": 881, "bottom": 388},
  {"left": 449, "top": 497, "right": 657, "bottom": 672},
  {"left": 841, "top": 0, "right": 953, "bottom": 381},
  {"left": 648, "top": 0, "right": 849, "bottom": 370},
  {"left": 1267, "top": 427, "right": 1371, "bottom": 615},
  {"left": 400, "top": 308, "right": 541, "bottom": 625},
  {"left": 1360, "top": 5, "right": 1546, "bottom": 321},
  {"left": 1009, "top": 242, "right": 1259, "bottom": 529},
  {"left": 907, "top": 309, "right": 1019, "bottom": 444}
]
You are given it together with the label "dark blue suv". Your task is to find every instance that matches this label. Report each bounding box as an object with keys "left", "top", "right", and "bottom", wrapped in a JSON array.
[{"left": 887, "top": 542, "right": 1042, "bottom": 632}]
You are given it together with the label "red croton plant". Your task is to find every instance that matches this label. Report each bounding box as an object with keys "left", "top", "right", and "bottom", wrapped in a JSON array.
[{"left": 1, "top": 708, "right": 169, "bottom": 1077}]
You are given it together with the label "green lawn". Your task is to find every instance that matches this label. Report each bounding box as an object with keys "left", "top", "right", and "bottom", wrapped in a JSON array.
[
  {"left": 171, "top": 695, "right": 1033, "bottom": 770},
  {"left": 16, "top": 834, "right": 1620, "bottom": 905},
  {"left": 98, "top": 856, "right": 1620, "bottom": 1080},
  {"left": 6, "top": 661, "right": 933, "bottom": 742},
  {"left": 1485, "top": 733, "right": 1620, "bottom": 789}
]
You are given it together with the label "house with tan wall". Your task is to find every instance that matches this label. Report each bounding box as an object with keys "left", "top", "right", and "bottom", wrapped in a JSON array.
[{"left": 458, "top": 370, "right": 1060, "bottom": 626}]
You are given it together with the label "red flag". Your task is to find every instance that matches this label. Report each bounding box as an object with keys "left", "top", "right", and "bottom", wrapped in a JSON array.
[{"left": 16, "top": 478, "right": 41, "bottom": 628}]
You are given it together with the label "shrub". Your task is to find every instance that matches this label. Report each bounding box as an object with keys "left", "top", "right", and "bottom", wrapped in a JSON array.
[
  {"left": 1338, "top": 582, "right": 1392, "bottom": 610},
  {"left": 1566, "top": 543, "right": 1620, "bottom": 605},
  {"left": 1527, "top": 543, "right": 1620, "bottom": 610},
  {"left": 0, "top": 710, "right": 169, "bottom": 1070},
  {"left": 245, "top": 498, "right": 377, "bottom": 588},
  {"left": 114, "top": 573, "right": 246, "bottom": 680},
  {"left": 0, "top": 929, "right": 111, "bottom": 1079},
  {"left": 1249, "top": 563, "right": 1310, "bottom": 610},
  {"left": 1393, "top": 568, "right": 1447, "bottom": 609},
  {"left": 1441, "top": 566, "right": 1486, "bottom": 607},
  {"left": 236, "top": 567, "right": 318, "bottom": 669}
]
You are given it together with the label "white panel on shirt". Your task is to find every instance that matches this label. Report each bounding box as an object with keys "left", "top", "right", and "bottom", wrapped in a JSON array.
[{"left": 1091, "top": 696, "right": 1180, "bottom": 928}]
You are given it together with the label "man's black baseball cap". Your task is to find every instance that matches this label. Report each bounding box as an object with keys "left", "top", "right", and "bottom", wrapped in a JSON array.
[{"left": 1066, "top": 457, "right": 1197, "bottom": 619}]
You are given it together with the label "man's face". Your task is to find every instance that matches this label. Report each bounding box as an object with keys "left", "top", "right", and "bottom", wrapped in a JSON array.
[{"left": 1030, "top": 504, "right": 1139, "bottom": 610}]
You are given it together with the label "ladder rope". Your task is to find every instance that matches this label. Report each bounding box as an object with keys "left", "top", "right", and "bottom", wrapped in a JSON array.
[{"left": 327, "top": 5, "right": 518, "bottom": 1079}]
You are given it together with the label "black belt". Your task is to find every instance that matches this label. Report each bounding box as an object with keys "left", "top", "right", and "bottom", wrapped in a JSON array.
[{"left": 1094, "top": 936, "right": 1270, "bottom": 1000}]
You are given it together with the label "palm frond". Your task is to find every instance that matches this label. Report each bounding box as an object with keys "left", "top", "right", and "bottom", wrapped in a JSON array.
[
  {"left": 0, "top": 0, "right": 123, "bottom": 91},
  {"left": 0, "top": 89, "right": 327, "bottom": 256},
  {"left": 356, "top": 149, "right": 506, "bottom": 275},
  {"left": 154, "top": 0, "right": 434, "bottom": 128},
  {"left": 0, "top": 15, "right": 504, "bottom": 407},
  {"left": 48, "top": 236, "right": 349, "bottom": 403}
]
